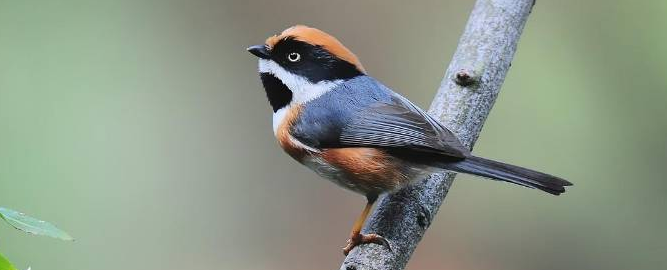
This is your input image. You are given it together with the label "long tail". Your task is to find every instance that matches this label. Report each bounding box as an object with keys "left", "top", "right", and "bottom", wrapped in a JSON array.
[{"left": 443, "top": 156, "right": 572, "bottom": 195}]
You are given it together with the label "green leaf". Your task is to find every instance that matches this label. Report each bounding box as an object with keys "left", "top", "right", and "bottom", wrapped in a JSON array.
[
  {"left": 0, "top": 252, "right": 18, "bottom": 270},
  {"left": 0, "top": 207, "right": 74, "bottom": 241}
]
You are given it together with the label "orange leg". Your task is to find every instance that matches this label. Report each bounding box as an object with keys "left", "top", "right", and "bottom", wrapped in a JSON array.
[{"left": 342, "top": 197, "right": 391, "bottom": 255}]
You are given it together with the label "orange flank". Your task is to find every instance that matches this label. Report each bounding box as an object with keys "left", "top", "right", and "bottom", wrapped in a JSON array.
[{"left": 321, "top": 148, "right": 403, "bottom": 193}]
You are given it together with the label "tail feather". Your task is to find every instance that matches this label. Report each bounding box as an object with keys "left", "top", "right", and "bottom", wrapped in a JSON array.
[{"left": 443, "top": 156, "right": 572, "bottom": 195}]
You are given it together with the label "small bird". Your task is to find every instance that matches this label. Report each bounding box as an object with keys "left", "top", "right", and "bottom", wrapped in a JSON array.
[{"left": 247, "top": 25, "right": 571, "bottom": 255}]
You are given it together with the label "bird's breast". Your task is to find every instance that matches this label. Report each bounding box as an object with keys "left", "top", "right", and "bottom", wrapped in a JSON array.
[{"left": 273, "top": 104, "right": 312, "bottom": 161}]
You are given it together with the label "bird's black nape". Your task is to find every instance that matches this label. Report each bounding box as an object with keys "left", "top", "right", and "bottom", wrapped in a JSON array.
[{"left": 269, "top": 37, "right": 363, "bottom": 83}]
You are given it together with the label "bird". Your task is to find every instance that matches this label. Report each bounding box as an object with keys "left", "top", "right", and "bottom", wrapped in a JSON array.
[{"left": 247, "top": 25, "right": 572, "bottom": 255}]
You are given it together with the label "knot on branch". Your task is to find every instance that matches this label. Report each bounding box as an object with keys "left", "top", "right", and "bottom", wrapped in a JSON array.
[
  {"left": 454, "top": 69, "right": 479, "bottom": 87},
  {"left": 416, "top": 204, "right": 432, "bottom": 229}
]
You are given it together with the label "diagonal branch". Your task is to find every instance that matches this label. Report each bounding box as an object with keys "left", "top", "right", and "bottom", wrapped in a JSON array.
[{"left": 340, "top": 0, "right": 536, "bottom": 269}]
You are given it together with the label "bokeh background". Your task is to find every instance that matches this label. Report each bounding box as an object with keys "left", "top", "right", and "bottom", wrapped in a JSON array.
[{"left": 1, "top": 0, "right": 666, "bottom": 269}]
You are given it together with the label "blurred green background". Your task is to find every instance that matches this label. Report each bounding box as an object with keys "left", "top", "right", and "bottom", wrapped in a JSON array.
[{"left": 1, "top": 0, "right": 666, "bottom": 269}]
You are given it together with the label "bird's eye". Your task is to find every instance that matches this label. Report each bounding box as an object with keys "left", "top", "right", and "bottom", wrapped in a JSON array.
[{"left": 287, "top": 52, "right": 301, "bottom": 62}]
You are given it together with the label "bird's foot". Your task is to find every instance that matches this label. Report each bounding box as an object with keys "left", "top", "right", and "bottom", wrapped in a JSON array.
[{"left": 342, "top": 233, "right": 391, "bottom": 255}]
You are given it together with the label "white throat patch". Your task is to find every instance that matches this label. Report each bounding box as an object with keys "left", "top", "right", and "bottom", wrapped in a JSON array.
[
  {"left": 259, "top": 59, "right": 342, "bottom": 136},
  {"left": 258, "top": 59, "right": 342, "bottom": 105}
]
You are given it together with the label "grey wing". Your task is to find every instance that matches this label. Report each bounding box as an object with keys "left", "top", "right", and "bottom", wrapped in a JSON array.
[{"left": 339, "top": 95, "right": 470, "bottom": 158}]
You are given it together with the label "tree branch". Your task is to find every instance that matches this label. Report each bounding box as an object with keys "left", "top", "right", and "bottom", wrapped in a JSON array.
[{"left": 340, "top": 0, "right": 535, "bottom": 269}]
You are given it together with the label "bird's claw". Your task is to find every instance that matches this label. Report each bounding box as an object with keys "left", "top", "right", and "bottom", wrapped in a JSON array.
[{"left": 342, "top": 233, "right": 391, "bottom": 255}]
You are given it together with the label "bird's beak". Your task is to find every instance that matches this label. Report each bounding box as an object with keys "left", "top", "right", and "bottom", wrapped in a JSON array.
[{"left": 247, "top": 45, "right": 271, "bottom": 59}]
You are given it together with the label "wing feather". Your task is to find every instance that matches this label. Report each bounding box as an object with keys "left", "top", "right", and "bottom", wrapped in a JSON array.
[{"left": 338, "top": 95, "right": 469, "bottom": 158}]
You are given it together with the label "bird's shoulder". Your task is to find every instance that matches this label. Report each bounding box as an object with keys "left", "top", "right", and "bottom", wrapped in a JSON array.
[{"left": 288, "top": 76, "right": 393, "bottom": 146}]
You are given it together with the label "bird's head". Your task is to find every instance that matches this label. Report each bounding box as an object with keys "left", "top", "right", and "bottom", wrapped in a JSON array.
[{"left": 248, "top": 25, "right": 365, "bottom": 112}]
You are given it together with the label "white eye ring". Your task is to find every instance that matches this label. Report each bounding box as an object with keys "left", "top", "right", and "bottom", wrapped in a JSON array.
[{"left": 287, "top": 52, "right": 301, "bottom": 62}]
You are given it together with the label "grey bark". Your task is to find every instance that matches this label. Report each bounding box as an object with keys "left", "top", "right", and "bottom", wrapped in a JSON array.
[{"left": 340, "top": 0, "right": 536, "bottom": 269}]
